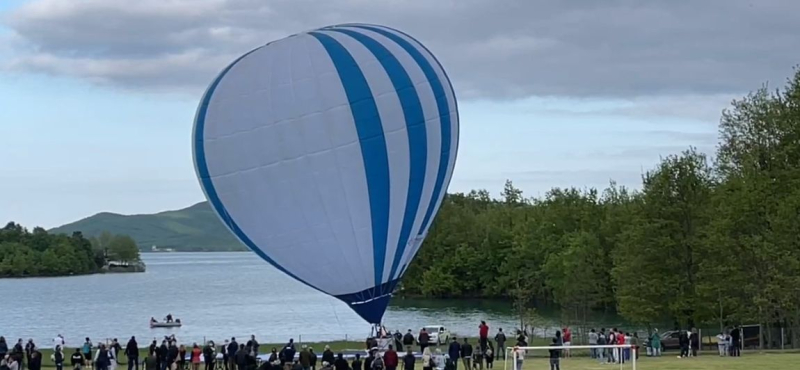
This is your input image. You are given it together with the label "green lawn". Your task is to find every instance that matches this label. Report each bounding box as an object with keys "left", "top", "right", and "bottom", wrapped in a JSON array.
[
  {"left": 515, "top": 352, "right": 799, "bottom": 370},
  {"left": 31, "top": 341, "right": 800, "bottom": 370}
]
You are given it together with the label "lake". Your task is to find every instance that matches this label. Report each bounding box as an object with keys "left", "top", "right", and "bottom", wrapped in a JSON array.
[{"left": 0, "top": 252, "right": 629, "bottom": 346}]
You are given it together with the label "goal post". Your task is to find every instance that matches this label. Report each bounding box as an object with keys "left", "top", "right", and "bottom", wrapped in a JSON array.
[{"left": 505, "top": 344, "right": 636, "bottom": 370}]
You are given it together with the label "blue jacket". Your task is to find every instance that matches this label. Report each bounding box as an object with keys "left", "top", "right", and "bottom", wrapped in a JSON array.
[{"left": 448, "top": 342, "right": 461, "bottom": 360}]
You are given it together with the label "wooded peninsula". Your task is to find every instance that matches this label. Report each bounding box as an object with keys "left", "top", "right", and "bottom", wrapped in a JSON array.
[{"left": 0, "top": 226, "right": 142, "bottom": 277}]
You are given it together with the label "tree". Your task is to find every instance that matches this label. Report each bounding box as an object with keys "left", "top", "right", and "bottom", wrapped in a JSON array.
[{"left": 108, "top": 235, "right": 141, "bottom": 264}]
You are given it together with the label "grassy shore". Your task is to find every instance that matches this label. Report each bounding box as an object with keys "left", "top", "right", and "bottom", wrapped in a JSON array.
[{"left": 27, "top": 339, "right": 800, "bottom": 370}]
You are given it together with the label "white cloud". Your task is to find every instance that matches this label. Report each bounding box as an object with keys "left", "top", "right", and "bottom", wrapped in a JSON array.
[{"left": 3, "top": 0, "right": 799, "bottom": 102}]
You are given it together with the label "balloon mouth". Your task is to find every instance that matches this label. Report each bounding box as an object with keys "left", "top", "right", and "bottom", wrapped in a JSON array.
[{"left": 335, "top": 279, "right": 400, "bottom": 324}]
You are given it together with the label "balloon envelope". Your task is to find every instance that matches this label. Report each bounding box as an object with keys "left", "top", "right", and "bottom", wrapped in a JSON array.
[{"left": 193, "top": 24, "right": 459, "bottom": 324}]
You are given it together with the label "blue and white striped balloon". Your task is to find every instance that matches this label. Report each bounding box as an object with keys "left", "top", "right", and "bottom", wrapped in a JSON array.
[{"left": 192, "top": 24, "right": 459, "bottom": 324}]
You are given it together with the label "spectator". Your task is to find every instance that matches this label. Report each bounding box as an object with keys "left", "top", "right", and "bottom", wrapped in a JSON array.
[
  {"left": 383, "top": 346, "right": 398, "bottom": 370},
  {"left": 72, "top": 349, "right": 85, "bottom": 370},
  {"left": 126, "top": 337, "right": 139, "bottom": 370},
  {"left": 350, "top": 354, "right": 361, "bottom": 370},
  {"left": 447, "top": 338, "right": 460, "bottom": 370},
  {"left": 478, "top": 322, "right": 489, "bottom": 352},
  {"left": 547, "top": 339, "right": 559, "bottom": 370},
  {"left": 492, "top": 330, "right": 505, "bottom": 361},
  {"left": 333, "top": 354, "right": 348, "bottom": 370},
  {"left": 402, "top": 350, "right": 414, "bottom": 370}
]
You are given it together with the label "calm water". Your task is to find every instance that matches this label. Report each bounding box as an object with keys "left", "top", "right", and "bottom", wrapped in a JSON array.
[{"left": 0, "top": 253, "right": 628, "bottom": 346}]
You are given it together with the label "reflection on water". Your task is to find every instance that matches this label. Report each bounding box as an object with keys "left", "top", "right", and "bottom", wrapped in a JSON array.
[{"left": 0, "top": 253, "right": 631, "bottom": 345}]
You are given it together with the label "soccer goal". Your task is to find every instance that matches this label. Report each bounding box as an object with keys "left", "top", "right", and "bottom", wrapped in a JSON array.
[{"left": 505, "top": 344, "right": 637, "bottom": 370}]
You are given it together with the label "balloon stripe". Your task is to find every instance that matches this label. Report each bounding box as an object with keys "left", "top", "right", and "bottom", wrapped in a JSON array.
[
  {"left": 309, "top": 31, "right": 392, "bottom": 290},
  {"left": 193, "top": 46, "right": 322, "bottom": 292},
  {"left": 350, "top": 24, "right": 453, "bottom": 277},
  {"left": 326, "top": 28, "right": 428, "bottom": 293}
]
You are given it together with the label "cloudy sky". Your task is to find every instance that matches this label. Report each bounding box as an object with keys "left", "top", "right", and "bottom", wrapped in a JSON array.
[{"left": 1, "top": 0, "right": 798, "bottom": 229}]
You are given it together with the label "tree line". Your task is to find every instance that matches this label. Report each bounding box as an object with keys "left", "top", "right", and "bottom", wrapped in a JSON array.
[
  {"left": 402, "top": 68, "right": 800, "bottom": 343},
  {"left": 0, "top": 223, "right": 141, "bottom": 277}
]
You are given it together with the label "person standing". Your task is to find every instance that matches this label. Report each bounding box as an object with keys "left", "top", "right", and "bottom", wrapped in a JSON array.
[
  {"left": 402, "top": 350, "right": 414, "bottom": 370},
  {"left": 383, "top": 345, "right": 398, "bottom": 370},
  {"left": 144, "top": 352, "right": 157, "bottom": 370},
  {"left": 321, "top": 347, "right": 334, "bottom": 367},
  {"left": 588, "top": 329, "right": 598, "bottom": 359},
  {"left": 472, "top": 343, "right": 483, "bottom": 370},
  {"left": 72, "top": 348, "right": 85, "bottom": 370},
  {"left": 418, "top": 330, "right": 430, "bottom": 354},
  {"left": 547, "top": 339, "right": 559, "bottom": 370},
  {"left": 447, "top": 338, "right": 460, "bottom": 370},
  {"left": 402, "top": 332, "right": 414, "bottom": 353},
  {"left": 678, "top": 331, "right": 689, "bottom": 358},
  {"left": 511, "top": 346, "right": 524, "bottom": 370},
  {"left": 227, "top": 338, "right": 238, "bottom": 370},
  {"left": 55, "top": 346, "right": 65, "bottom": 370},
  {"left": 596, "top": 331, "right": 606, "bottom": 364},
  {"left": 561, "top": 328, "right": 571, "bottom": 358},
  {"left": 420, "top": 349, "right": 432, "bottom": 370},
  {"left": 649, "top": 330, "right": 661, "bottom": 357},
  {"left": 29, "top": 349, "right": 42, "bottom": 370},
  {"left": 349, "top": 354, "right": 361, "bottom": 370},
  {"left": 82, "top": 339, "right": 93, "bottom": 370},
  {"left": 95, "top": 344, "right": 111, "bottom": 370},
  {"left": 492, "top": 330, "right": 505, "bottom": 361},
  {"left": 191, "top": 344, "right": 202, "bottom": 370},
  {"left": 730, "top": 327, "right": 741, "bottom": 357},
  {"left": 127, "top": 337, "right": 139, "bottom": 370},
  {"left": 308, "top": 349, "right": 317, "bottom": 370},
  {"left": 203, "top": 342, "right": 215, "bottom": 370},
  {"left": 53, "top": 336, "right": 66, "bottom": 352},
  {"left": 689, "top": 328, "right": 699, "bottom": 357},
  {"left": 459, "top": 339, "right": 472, "bottom": 370},
  {"left": 25, "top": 339, "right": 36, "bottom": 369},
  {"left": 157, "top": 341, "right": 168, "bottom": 370},
  {"left": 716, "top": 332, "right": 727, "bottom": 357},
  {"left": 478, "top": 322, "right": 489, "bottom": 352}
]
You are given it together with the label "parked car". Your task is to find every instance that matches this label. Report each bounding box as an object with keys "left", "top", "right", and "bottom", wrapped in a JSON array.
[
  {"left": 421, "top": 325, "right": 450, "bottom": 345},
  {"left": 645, "top": 327, "right": 761, "bottom": 351}
]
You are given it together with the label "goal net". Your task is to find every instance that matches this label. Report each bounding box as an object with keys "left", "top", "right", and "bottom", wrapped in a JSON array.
[{"left": 505, "top": 345, "right": 637, "bottom": 370}]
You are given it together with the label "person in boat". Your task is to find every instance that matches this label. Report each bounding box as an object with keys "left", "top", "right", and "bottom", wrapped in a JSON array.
[
  {"left": 151, "top": 318, "right": 158, "bottom": 324},
  {"left": 166, "top": 315, "right": 173, "bottom": 323}
]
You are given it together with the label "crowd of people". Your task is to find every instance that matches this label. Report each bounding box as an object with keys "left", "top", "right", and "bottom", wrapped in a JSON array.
[{"left": 0, "top": 321, "right": 748, "bottom": 370}]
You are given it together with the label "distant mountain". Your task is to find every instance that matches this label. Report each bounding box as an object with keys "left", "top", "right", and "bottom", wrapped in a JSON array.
[{"left": 49, "top": 202, "right": 247, "bottom": 252}]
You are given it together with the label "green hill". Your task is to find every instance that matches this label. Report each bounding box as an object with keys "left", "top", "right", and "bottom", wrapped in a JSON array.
[{"left": 48, "top": 202, "right": 246, "bottom": 251}]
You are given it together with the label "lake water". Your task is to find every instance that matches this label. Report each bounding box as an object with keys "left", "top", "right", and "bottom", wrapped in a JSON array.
[{"left": 0, "top": 252, "right": 629, "bottom": 346}]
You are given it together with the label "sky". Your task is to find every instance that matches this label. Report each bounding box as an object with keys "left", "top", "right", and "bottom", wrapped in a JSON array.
[{"left": 1, "top": 0, "right": 798, "bottom": 229}]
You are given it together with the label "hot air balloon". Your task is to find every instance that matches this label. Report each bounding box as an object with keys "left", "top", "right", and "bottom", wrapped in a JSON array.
[{"left": 192, "top": 24, "right": 459, "bottom": 324}]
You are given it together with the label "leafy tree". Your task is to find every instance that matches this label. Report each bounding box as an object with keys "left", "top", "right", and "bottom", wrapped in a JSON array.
[{"left": 109, "top": 234, "right": 141, "bottom": 263}]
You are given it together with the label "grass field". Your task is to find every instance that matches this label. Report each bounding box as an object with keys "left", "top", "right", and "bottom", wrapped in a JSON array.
[
  {"left": 517, "top": 352, "right": 799, "bottom": 369},
  {"left": 28, "top": 340, "right": 800, "bottom": 370}
]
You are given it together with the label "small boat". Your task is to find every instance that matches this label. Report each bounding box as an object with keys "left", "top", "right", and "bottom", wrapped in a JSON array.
[{"left": 150, "top": 319, "right": 182, "bottom": 328}]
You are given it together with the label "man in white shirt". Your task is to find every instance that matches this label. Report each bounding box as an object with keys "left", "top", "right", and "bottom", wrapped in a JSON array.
[{"left": 54, "top": 335, "right": 66, "bottom": 351}]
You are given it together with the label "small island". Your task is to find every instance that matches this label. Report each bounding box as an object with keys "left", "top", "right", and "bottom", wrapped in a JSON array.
[{"left": 0, "top": 222, "right": 144, "bottom": 277}]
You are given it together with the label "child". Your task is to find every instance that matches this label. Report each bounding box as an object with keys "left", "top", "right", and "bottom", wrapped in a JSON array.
[
  {"left": 484, "top": 348, "right": 493, "bottom": 369},
  {"left": 548, "top": 339, "right": 560, "bottom": 370}
]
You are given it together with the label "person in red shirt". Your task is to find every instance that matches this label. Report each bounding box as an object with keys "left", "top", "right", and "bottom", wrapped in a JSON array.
[
  {"left": 383, "top": 345, "right": 399, "bottom": 370},
  {"left": 562, "top": 328, "right": 572, "bottom": 358},
  {"left": 479, "top": 321, "right": 489, "bottom": 352}
]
